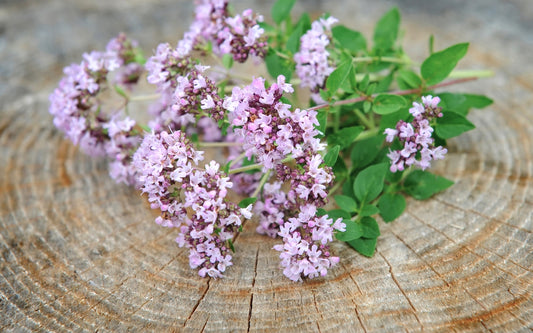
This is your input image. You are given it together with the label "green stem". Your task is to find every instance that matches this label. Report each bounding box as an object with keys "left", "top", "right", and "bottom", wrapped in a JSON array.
[
  {"left": 130, "top": 93, "right": 161, "bottom": 102},
  {"left": 228, "top": 163, "right": 261, "bottom": 174},
  {"left": 328, "top": 181, "right": 343, "bottom": 196},
  {"left": 353, "top": 108, "right": 374, "bottom": 129},
  {"left": 197, "top": 141, "right": 243, "bottom": 148},
  {"left": 229, "top": 152, "right": 247, "bottom": 168},
  {"left": 211, "top": 68, "right": 253, "bottom": 83},
  {"left": 228, "top": 156, "right": 294, "bottom": 174},
  {"left": 251, "top": 170, "right": 272, "bottom": 198},
  {"left": 355, "top": 128, "right": 380, "bottom": 141},
  {"left": 275, "top": 49, "right": 291, "bottom": 60},
  {"left": 448, "top": 69, "right": 494, "bottom": 79},
  {"left": 352, "top": 56, "right": 411, "bottom": 65}
]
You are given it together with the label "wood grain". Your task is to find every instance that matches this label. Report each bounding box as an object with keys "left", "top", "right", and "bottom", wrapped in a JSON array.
[{"left": 1, "top": 0, "right": 532, "bottom": 331}]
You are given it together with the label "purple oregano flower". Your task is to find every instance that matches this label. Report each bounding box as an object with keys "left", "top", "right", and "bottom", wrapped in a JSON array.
[{"left": 384, "top": 95, "right": 448, "bottom": 172}]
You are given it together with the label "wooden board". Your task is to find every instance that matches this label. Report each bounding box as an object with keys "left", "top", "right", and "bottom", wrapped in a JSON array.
[{"left": 1, "top": 0, "right": 532, "bottom": 331}]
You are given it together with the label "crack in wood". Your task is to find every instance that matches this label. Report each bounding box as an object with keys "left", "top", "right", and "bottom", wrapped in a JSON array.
[
  {"left": 379, "top": 253, "right": 424, "bottom": 330},
  {"left": 341, "top": 264, "right": 368, "bottom": 333},
  {"left": 479, "top": 320, "right": 495, "bottom": 333},
  {"left": 312, "top": 291, "right": 323, "bottom": 332},
  {"left": 183, "top": 278, "right": 210, "bottom": 328},
  {"left": 127, "top": 256, "right": 180, "bottom": 317},
  {"left": 247, "top": 248, "right": 259, "bottom": 333},
  {"left": 391, "top": 232, "right": 452, "bottom": 288},
  {"left": 200, "top": 316, "right": 209, "bottom": 333}
]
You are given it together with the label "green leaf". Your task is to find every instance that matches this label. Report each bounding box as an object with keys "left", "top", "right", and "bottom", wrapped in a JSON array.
[
  {"left": 222, "top": 53, "right": 234, "bottom": 69},
  {"left": 378, "top": 193, "right": 406, "bottom": 222},
  {"left": 332, "top": 25, "right": 367, "bottom": 53},
  {"left": 327, "top": 126, "right": 364, "bottom": 149},
  {"left": 139, "top": 124, "right": 151, "bottom": 132},
  {"left": 336, "top": 219, "right": 363, "bottom": 241},
  {"left": 133, "top": 48, "right": 146, "bottom": 65},
  {"left": 462, "top": 94, "right": 493, "bottom": 110},
  {"left": 190, "top": 133, "right": 199, "bottom": 143},
  {"left": 435, "top": 111, "right": 475, "bottom": 139},
  {"left": 421, "top": 43, "right": 469, "bottom": 85},
  {"left": 375, "top": 72, "right": 394, "bottom": 93},
  {"left": 366, "top": 82, "right": 377, "bottom": 96},
  {"left": 265, "top": 50, "right": 293, "bottom": 81},
  {"left": 342, "top": 175, "right": 354, "bottom": 198},
  {"left": 327, "top": 209, "right": 351, "bottom": 221},
  {"left": 316, "top": 110, "right": 327, "bottom": 136},
  {"left": 438, "top": 93, "right": 493, "bottom": 116},
  {"left": 373, "top": 7, "right": 400, "bottom": 53},
  {"left": 227, "top": 239, "right": 235, "bottom": 253},
  {"left": 287, "top": 13, "right": 311, "bottom": 54},
  {"left": 114, "top": 85, "right": 128, "bottom": 99},
  {"left": 272, "top": 0, "right": 296, "bottom": 24},
  {"left": 360, "top": 204, "right": 379, "bottom": 217},
  {"left": 347, "top": 237, "right": 377, "bottom": 257},
  {"left": 238, "top": 197, "right": 257, "bottom": 208},
  {"left": 379, "top": 107, "right": 410, "bottom": 132},
  {"left": 326, "top": 60, "right": 353, "bottom": 94},
  {"left": 373, "top": 94, "right": 407, "bottom": 115},
  {"left": 397, "top": 69, "right": 422, "bottom": 89},
  {"left": 324, "top": 145, "right": 341, "bottom": 167},
  {"left": 360, "top": 216, "right": 380, "bottom": 238},
  {"left": 351, "top": 135, "right": 384, "bottom": 170},
  {"left": 258, "top": 21, "right": 275, "bottom": 33},
  {"left": 353, "top": 163, "right": 388, "bottom": 203},
  {"left": 358, "top": 74, "right": 370, "bottom": 92},
  {"left": 334, "top": 195, "right": 358, "bottom": 213},
  {"left": 223, "top": 161, "right": 231, "bottom": 175},
  {"left": 363, "top": 100, "right": 372, "bottom": 113},
  {"left": 333, "top": 156, "right": 348, "bottom": 179},
  {"left": 403, "top": 170, "right": 454, "bottom": 200}
]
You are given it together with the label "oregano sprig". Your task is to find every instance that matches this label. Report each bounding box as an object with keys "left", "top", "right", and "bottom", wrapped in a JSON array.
[{"left": 49, "top": 0, "right": 492, "bottom": 280}]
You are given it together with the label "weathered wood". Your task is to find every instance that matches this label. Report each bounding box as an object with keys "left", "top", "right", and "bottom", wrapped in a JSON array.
[{"left": 1, "top": 0, "right": 532, "bottom": 331}]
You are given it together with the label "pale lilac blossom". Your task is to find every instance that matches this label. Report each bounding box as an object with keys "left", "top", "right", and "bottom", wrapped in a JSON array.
[
  {"left": 384, "top": 95, "right": 447, "bottom": 172},
  {"left": 294, "top": 16, "right": 338, "bottom": 103}
]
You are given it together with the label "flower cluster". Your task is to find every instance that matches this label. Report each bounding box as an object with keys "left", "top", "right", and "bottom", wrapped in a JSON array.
[
  {"left": 187, "top": 0, "right": 267, "bottom": 62},
  {"left": 48, "top": 34, "right": 143, "bottom": 184},
  {"left": 49, "top": 0, "right": 481, "bottom": 282},
  {"left": 384, "top": 95, "right": 448, "bottom": 172},
  {"left": 254, "top": 181, "right": 290, "bottom": 238},
  {"left": 106, "top": 33, "right": 144, "bottom": 87},
  {"left": 224, "top": 75, "right": 344, "bottom": 280},
  {"left": 49, "top": 50, "right": 118, "bottom": 157},
  {"left": 224, "top": 75, "right": 323, "bottom": 169},
  {"left": 103, "top": 116, "right": 141, "bottom": 185},
  {"left": 274, "top": 205, "right": 345, "bottom": 281},
  {"left": 132, "top": 131, "right": 252, "bottom": 278},
  {"left": 149, "top": 63, "right": 225, "bottom": 133},
  {"left": 294, "top": 17, "right": 338, "bottom": 103}
]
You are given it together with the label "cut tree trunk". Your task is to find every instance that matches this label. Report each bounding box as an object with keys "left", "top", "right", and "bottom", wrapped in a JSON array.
[{"left": 0, "top": 0, "right": 531, "bottom": 332}]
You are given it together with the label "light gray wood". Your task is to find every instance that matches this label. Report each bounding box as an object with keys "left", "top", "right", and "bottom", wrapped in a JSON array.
[{"left": 1, "top": 0, "right": 531, "bottom": 331}]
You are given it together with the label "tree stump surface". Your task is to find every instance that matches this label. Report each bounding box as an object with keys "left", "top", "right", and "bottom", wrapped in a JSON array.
[{"left": 1, "top": 0, "right": 532, "bottom": 331}]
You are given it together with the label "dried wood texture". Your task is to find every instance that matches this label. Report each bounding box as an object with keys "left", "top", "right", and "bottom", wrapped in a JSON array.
[{"left": 1, "top": 0, "right": 532, "bottom": 332}]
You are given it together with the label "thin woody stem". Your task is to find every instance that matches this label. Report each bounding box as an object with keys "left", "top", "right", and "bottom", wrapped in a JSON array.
[
  {"left": 251, "top": 170, "right": 272, "bottom": 199},
  {"left": 308, "top": 76, "right": 484, "bottom": 112}
]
